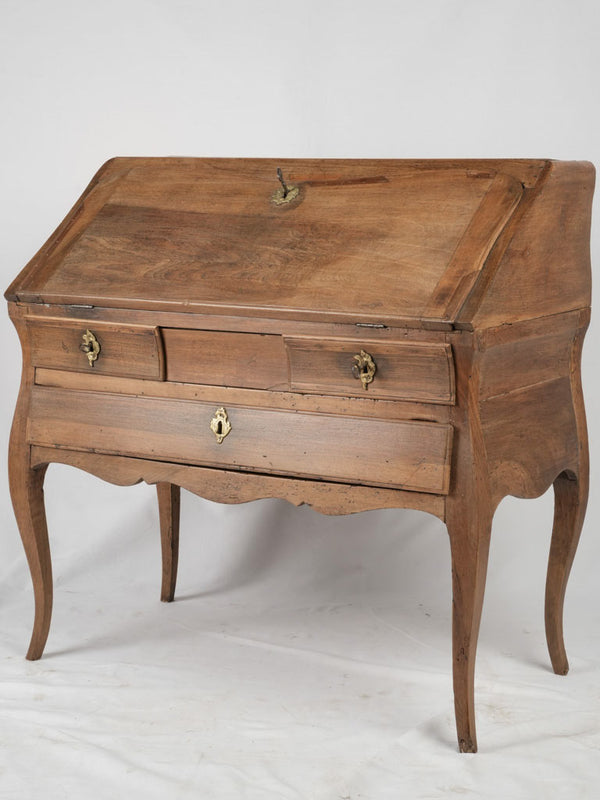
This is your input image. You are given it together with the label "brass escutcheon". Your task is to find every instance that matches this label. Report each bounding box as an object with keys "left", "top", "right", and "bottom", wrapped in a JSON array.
[
  {"left": 210, "top": 407, "right": 231, "bottom": 443},
  {"left": 80, "top": 329, "right": 100, "bottom": 367},
  {"left": 271, "top": 167, "right": 300, "bottom": 206},
  {"left": 352, "top": 349, "right": 376, "bottom": 390}
]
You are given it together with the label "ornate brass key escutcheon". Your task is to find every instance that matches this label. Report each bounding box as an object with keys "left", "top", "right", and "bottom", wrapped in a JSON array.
[
  {"left": 352, "top": 349, "right": 376, "bottom": 390},
  {"left": 271, "top": 167, "right": 300, "bottom": 206},
  {"left": 210, "top": 407, "right": 231, "bottom": 443},
  {"left": 80, "top": 329, "right": 100, "bottom": 367}
]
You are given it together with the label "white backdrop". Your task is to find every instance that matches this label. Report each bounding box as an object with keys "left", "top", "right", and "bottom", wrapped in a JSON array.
[{"left": 1, "top": 1, "right": 599, "bottom": 797}]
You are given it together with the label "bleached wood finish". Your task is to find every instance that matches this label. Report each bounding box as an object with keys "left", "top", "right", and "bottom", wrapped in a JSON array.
[{"left": 5, "top": 157, "right": 594, "bottom": 753}]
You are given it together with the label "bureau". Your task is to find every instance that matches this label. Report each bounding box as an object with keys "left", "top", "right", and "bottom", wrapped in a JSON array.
[{"left": 6, "top": 157, "right": 594, "bottom": 752}]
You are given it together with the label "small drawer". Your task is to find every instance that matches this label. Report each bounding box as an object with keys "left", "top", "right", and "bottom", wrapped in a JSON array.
[
  {"left": 28, "top": 386, "right": 454, "bottom": 495},
  {"left": 285, "top": 337, "right": 455, "bottom": 404},
  {"left": 27, "top": 318, "right": 165, "bottom": 380},
  {"left": 162, "top": 328, "right": 288, "bottom": 390}
]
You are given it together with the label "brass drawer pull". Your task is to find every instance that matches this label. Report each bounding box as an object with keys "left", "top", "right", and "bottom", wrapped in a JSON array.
[
  {"left": 352, "top": 349, "right": 376, "bottom": 390},
  {"left": 80, "top": 329, "right": 100, "bottom": 367},
  {"left": 210, "top": 407, "right": 231, "bottom": 443}
]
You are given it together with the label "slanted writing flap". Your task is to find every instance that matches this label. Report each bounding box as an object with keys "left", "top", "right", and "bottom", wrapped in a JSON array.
[{"left": 7, "top": 158, "right": 530, "bottom": 326}]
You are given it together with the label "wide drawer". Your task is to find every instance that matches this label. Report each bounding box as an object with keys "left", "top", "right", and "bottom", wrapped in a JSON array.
[
  {"left": 27, "top": 318, "right": 165, "bottom": 380},
  {"left": 28, "top": 386, "right": 453, "bottom": 494}
]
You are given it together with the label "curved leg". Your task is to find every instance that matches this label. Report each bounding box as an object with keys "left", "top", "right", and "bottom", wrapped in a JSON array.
[
  {"left": 447, "top": 503, "right": 493, "bottom": 753},
  {"left": 545, "top": 310, "right": 589, "bottom": 676},
  {"left": 8, "top": 457, "right": 52, "bottom": 661},
  {"left": 8, "top": 311, "right": 54, "bottom": 660},
  {"left": 545, "top": 468, "right": 588, "bottom": 675},
  {"left": 157, "top": 483, "right": 180, "bottom": 602}
]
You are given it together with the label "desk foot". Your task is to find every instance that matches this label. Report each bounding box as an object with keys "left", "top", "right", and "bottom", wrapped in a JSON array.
[
  {"left": 458, "top": 736, "right": 477, "bottom": 754},
  {"left": 545, "top": 468, "right": 588, "bottom": 675},
  {"left": 157, "top": 483, "right": 180, "bottom": 602}
]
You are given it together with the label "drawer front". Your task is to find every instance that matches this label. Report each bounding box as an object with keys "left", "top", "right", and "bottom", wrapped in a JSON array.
[
  {"left": 28, "top": 386, "right": 453, "bottom": 495},
  {"left": 27, "top": 318, "right": 164, "bottom": 380},
  {"left": 285, "top": 338, "right": 455, "bottom": 404},
  {"left": 163, "top": 328, "right": 288, "bottom": 390},
  {"left": 162, "top": 328, "right": 454, "bottom": 405}
]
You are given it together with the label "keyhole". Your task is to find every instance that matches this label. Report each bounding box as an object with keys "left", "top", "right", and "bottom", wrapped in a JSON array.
[{"left": 216, "top": 420, "right": 223, "bottom": 435}]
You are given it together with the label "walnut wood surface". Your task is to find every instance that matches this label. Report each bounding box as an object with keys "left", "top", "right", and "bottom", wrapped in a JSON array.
[
  {"left": 6, "top": 158, "right": 543, "bottom": 328},
  {"left": 464, "top": 161, "right": 594, "bottom": 329},
  {"left": 8, "top": 312, "right": 53, "bottom": 661},
  {"left": 30, "top": 446, "right": 446, "bottom": 519},
  {"left": 163, "top": 328, "right": 288, "bottom": 390},
  {"left": 28, "top": 317, "right": 164, "bottom": 380},
  {"left": 285, "top": 337, "right": 455, "bottom": 404},
  {"left": 157, "top": 483, "right": 180, "bottom": 603},
  {"left": 34, "top": 367, "right": 451, "bottom": 424},
  {"left": 27, "top": 386, "right": 453, "bottom": 494},
  {"left": 5, "top": 157, "right": 594, "bottom": 753},
  {"left": 545, "top": 313, "right": 589, "bottom": 675},
  {"left": 446, "top": 330, "right": 494, "bottom": 753},
  {"left": 423, "top": 172, "right": 523, "bottom": 320}
]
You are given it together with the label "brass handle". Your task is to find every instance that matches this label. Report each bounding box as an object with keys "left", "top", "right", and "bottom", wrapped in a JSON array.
[
  {"left": 80, "top": 329, "right": 100, "bottom": 367},
  {"left": 210, "top": 407, "right": 231, "bottom": 443},
  {"left": 352, "top": 350, "right": 376, "bottom": 390}
]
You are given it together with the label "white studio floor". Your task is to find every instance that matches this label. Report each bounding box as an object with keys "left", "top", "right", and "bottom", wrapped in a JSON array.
[{"left": 1, "top": 465, "right": 599, "bottom": 799}]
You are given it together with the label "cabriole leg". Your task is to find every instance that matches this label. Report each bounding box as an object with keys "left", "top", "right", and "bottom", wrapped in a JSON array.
[
  {"left": 157, "top": 483, "right": 180, "bottom": 602},
  {"left": 8, "top": 457, "right": 52, "bottom": 661},
  {"left": 545, "top": 468, "right": 588, "bottom": 675},
  {"left": 446, "top": 504, "right": 493, "bottom": 753}
]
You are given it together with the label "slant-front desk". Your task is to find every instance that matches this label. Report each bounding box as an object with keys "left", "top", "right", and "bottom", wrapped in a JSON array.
[{"left": 6, "top": 158, "right": 594, "bottom": 752}]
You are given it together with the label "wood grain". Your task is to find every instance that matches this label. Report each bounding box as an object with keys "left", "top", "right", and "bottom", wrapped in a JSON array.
[
  {"left": 468, "top": 161, "right": 595, "bottom": 329},
  {"left": 7, "top": 309, "right": 53, "bottom": 661},
  {"left": 446, "top": 331, "right": 494, "bottom": 753},
  {"left": 424, "top": 172, "right": 523, "bottom": 320},
  {"left": 157, "top": 483, "right": 180, "bottom": 603},
  {"left": 163, "top": 328, "right": 288, "bottom": 390},
  {"left": 29, "top": 446, "right": 446, "bottom": 520},
  {"left": 28, "top": 317, "right": 164, "bottom": 380},
  {"left": 27, "top": 386, "right": 454, "bottom": 494},
  {"left": 6, "top": 159, "right": 533, "bottom": 327},
  {"left": 545, "top": 310, "right": 589, "bottom": 675},
  {"left": 5, "top": 157, "right": 593, "bottom": 753},
  {"left": 34, "top": 368, "right": 452, "bottom": 424},
  {"left": 480, "top": 377, "right": 578, "bottom": 505},
  {"left": 285, "top": 337, "right": 455, "bottom": 404},
  {"left": 477, "top": 312, "right": 577, "bottom": 400}
]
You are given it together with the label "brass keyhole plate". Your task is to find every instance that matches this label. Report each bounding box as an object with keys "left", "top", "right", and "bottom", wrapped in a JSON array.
[
  {"left": 271, "top": 184, "right": 300, "bottom": 205},
  {"left": 271, "top": 167, "right": 300, "bottom": 206},
  {"left": 210, "top": 407, "right": 231, "bottom": 443},
  {"left": 80, "top": 329, "right": 100, "bottom": 367},
  {"left": 352, "top": 350, "right": 376, "bottom": 390}
]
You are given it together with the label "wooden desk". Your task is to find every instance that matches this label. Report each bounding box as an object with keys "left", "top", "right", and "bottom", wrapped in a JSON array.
[{"left": 6, "top": 158, "right": 594, "bottom": 752}]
